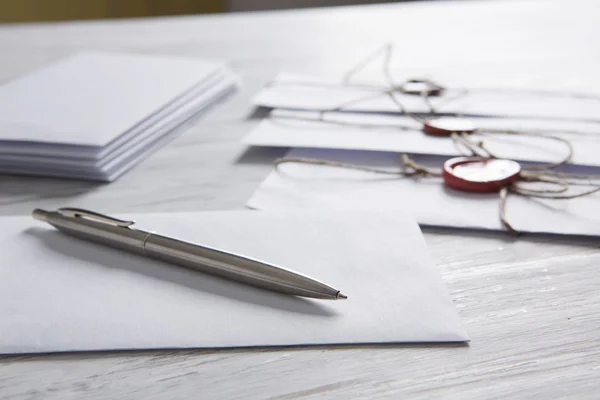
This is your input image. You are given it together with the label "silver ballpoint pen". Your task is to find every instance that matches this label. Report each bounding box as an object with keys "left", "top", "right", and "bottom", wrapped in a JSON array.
[{"left": 32, "top": 208, "right": 347, "bottom": 300}]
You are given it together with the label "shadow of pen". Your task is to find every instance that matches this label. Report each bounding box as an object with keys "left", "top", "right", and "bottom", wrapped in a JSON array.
[{"left": 25, "top": 227, "right": 340, "bottom": 318}]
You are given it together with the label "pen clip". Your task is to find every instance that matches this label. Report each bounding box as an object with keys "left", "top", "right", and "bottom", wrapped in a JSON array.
[{"left": 57, "top": 208, "right": 135, "bottom": 227}]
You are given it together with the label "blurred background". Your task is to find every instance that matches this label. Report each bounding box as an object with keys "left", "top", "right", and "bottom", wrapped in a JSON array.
[{"left": 0, "top": 0, "right": 401, "bottom": 23}]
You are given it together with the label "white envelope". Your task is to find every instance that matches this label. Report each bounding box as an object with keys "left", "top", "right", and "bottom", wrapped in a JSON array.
[
  {"left": 0, "top": 52, "right": 238, "bottom": 181},
  {"left": 0, "top": 52, "right": 224, "bottom": 147},
  {"left": 244, "top": 109, "right": 600, "bottom": 168},
  {"left": 253, "top": 72, "right": 600, "bottom": 122},
  {"left": 0, "top": 210, "right": 468, "bottom": 354},
  {"left": 247, "top": 148, "right": 600, "bottom": 237},
  {"left": 0, "top": 73, "right": 237, "bottom": 181}
]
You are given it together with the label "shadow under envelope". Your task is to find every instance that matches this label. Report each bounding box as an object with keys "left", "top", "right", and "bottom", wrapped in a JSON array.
[
  {"left": 0, "top": 341, "right": 469, "bottom": 360},
  {"left": 0, "top": 174, "right": 101, "bottom": 203},
  {"left": 25, "top": 227, "right": 339, "bottom": 318}
]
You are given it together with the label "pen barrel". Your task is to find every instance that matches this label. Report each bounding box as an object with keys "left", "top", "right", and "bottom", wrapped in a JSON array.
[
  {"left": 144, "top": 235, "right": 341, "bottom": 300},
  {"left": 38, "top": 211, "right": 148, "bottom": 254}
]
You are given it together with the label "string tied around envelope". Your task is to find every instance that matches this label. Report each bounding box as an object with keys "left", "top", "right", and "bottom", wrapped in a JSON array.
[
  {"left": 340, "top": 44, "right": 597, "bottom": 103},
  {"left": 270, "top": 111, "right": 576, "bottom": 171},
  {"left": 275, "top": 154, "right": 441, "bottom": 178},
  {"left": 268, "top": 44, "right": 597, "bottom": 169},
  {"left": 274, "top": 155, "right": 600, "bottom": 235}
]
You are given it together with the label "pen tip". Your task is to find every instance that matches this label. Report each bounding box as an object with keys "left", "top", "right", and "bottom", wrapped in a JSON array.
[{"left": 337, "top": 292, "right": 348, "bottom": 300}]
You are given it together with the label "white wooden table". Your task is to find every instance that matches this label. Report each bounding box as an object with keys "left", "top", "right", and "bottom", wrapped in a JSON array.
[{"left": 1, "top": 1, "right": 599, "bottom": 398}]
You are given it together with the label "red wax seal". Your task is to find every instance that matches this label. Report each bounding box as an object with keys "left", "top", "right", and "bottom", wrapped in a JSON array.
[
  {"left": 423, "top": 117, "right": 477, "bottom": 136},
  {"left": 399, "top": 79, "right": 444, "bottom": 96},
  {"left": 443, "top": 157, "right": 521, "bottom": 193}
]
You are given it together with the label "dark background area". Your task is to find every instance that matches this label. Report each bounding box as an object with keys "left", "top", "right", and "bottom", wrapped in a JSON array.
[{"left": 0, "top": 0, "right": 405, "bottom": 23}]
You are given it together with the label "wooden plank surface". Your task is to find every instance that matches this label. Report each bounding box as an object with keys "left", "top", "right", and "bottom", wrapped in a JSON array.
[
  {"left": 1, "top": 0, "right": 599, "bottom": 398},
  {"left": 0, "top": 0, "right": 225, "bottom": 23}
]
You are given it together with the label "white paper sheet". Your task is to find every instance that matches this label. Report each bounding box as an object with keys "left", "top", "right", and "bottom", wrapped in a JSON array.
[
  {"left": 247, "top": 148, "right": 600, "bottom": 237},
  {"left": 0, "top": 52, "right": 224, "bottom": 146},
  {"left": 0, "top": 210, "right": 468, "bottom": 354},
  {"left": 253, "top": 73, "right": 600, "bottom": 122},
  {"left": 0, "top": 68, "right": 234, "bottom": 159},
  {"left": 243, "top": 109, "right": 600, "bottom": 168}
]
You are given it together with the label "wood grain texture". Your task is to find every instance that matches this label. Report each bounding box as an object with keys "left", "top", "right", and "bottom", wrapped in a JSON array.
[{"left": 1, "top": 0, "right": 599, "bottom": 398}]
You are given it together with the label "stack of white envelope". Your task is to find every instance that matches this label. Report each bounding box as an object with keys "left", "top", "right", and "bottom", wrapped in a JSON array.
[
  {"left": 243, "top": 71, "right": 600, "bottom": 237},
  {"left": 0, "top": 52, "right": 237, "bottom": 181},
  {"left": 246, "top": 73, "right": 600, "bottom": 167}
]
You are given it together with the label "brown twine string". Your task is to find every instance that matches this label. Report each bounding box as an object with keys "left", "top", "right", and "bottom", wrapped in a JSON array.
[
  {"left": 498, "top": 187, "right": 517, "bottom": 234},
  {"left": 523, "top": 170, "right": 600, "bottom": 182},
  {"left": 451, "top": 133, "right": 494, "bottom": 158},
  {"left": 343, "top": 44, "right": 389, "bottom": 85},
  {"left": 269, "top": 111, "right": 416, "bottom": 131},
  {"left": 511, "top": 179, "right": 600, "bottom": 199},
  {"left": 478, "top": 129, "right": 574, "bottom": 170},
  {"left": 276, "top": 43, "right": 600, "bottom": 105},
  {"left": 274, "top": 154, "right": 441, "bottom": 178},
  {"left": 269, "top": 111, "right": 576, "bottom": 168},
  {"left": 353, "top": 44, "right": 429, "bottom": 123},
  {"left": 499, "top": 180, "right": 600, "bottom": 235}
]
